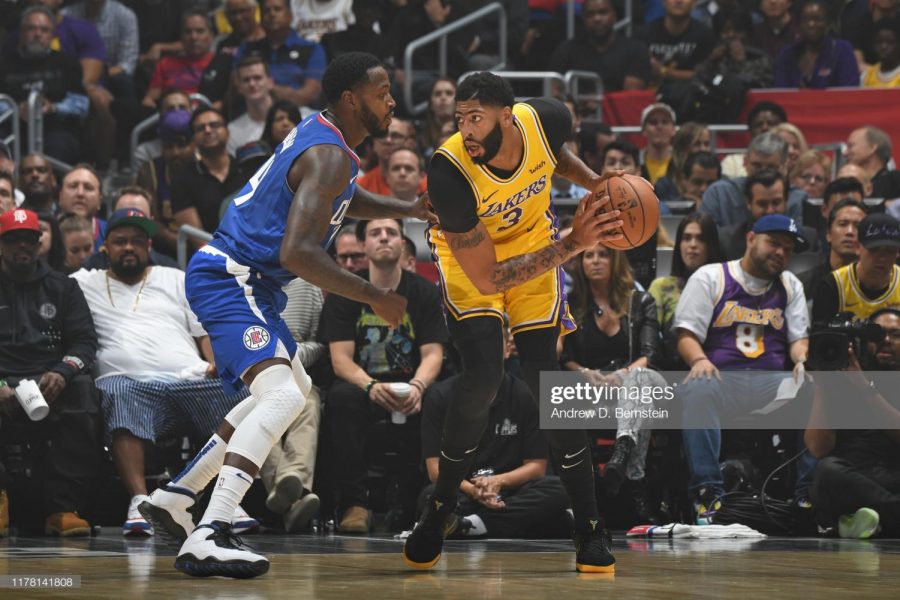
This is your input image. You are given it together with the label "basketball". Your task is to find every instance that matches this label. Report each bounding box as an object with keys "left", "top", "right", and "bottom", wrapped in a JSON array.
[{"left": 597, "top": 174, "right": 661, "bottom": 250}]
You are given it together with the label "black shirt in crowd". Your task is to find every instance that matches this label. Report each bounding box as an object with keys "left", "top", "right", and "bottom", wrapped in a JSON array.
[
  {"left": 548, "top": 32, "right": 652, "bottom": 92},
  {"left": 0, "top": 261, "right": 97, "bottom": 381},
  {"left": 428, "top": 97, "right": 572, "bottom": 234},
  {"left": 320, "top": 269, "right": 448, "bottom": 381},
  {"left": 639, "top": 18, "right": 715, "bottom": 71},
  {"left": 0, "top": 49, "right": 85, "bottom": 130},
  {"left": 169, "top": 157, "right": 245, "bottom": 234},
  {"left": 421, "top": 372, "right": 548, "bottom": 478}
]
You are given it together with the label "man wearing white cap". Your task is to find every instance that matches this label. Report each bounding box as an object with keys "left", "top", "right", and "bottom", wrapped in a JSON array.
[{"left": 639, "top": 102, "right": 677, "bottom": 185}]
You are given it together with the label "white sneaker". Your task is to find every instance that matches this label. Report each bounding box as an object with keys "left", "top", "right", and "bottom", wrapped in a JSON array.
[
  {"left": 123, "top": 495, "right": 153, "bottom": 537},
  {"left": 265, "top": 474, "right": 304, "bottom": 514},
  {"left": 137, "top": 485, "right": 196, "bottom": 544},
  {"left": 175, "top": 522, "right": 269, "bottom": 579},
  {"left": 232, "top": 505, "right": 260, "bottom": 534}
]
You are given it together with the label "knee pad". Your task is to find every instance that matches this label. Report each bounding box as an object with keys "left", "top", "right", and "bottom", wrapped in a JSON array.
[
  {"left": 228, "top": 364, "right": 305, "bottom": 468},
  {"left": 224, "top": 395, "right": 257, "bottom": 428},
  {"left": 291, "top": 353, "right": 313, "bottom": 397}
]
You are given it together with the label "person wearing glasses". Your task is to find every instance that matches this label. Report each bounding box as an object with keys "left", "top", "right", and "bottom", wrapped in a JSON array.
[
  {"left": 357, "top": 117, "right": 428, "bottom": 197},
  {"left": 790, "top": 149, "right": 832, "bottom": 201},
  {"left": 171, "top": 107, "right": 245, "bottom": 239},
  {"left": 333, "top": 224, "right": 369, "bottom": 273}
]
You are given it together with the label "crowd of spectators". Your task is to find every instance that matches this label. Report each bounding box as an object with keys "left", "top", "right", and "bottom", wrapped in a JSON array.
[{"left": 0, "top": 0, "right": 898, "bottom": 541}]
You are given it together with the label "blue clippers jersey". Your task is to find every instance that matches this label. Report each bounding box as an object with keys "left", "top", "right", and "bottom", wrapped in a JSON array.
[{"left": 210, "top": 112, "right": 360, "bottom": 286}]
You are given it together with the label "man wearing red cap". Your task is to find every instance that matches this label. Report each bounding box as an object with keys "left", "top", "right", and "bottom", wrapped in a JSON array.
[{"left": 0, "top": 209, "right": 101, "bottom": 537}]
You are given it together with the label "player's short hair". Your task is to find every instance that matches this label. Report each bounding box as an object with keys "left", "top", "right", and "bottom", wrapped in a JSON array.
[
  {"left": 455, "top": 72, "right": 515, "bottom": 108},
  {"left": 322, "top": 52, "right": 385, "bottom": 105}
]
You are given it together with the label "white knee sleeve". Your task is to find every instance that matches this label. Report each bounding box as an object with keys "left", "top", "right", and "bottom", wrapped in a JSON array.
[
  {"left": 227, "top": 364, "right": 306, "bottom": 468},
  {"left": 291, "top": 353, "right": 313, "bottom": 397},
  {"left": 224, "top": 395, "right": 257, "bottom": 428}
]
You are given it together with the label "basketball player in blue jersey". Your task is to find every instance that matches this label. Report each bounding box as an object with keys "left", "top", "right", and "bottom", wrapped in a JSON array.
[
  {"left": 137, "top": 52, "right": 433, "bottom": 579},
  {"left": 403, "top": 73, "right": 626, "bottom": 573}
]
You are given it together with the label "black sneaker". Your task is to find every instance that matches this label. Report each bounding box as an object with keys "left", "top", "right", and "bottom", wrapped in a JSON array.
[
  {"left": 575, "top": 520, "right": 616, "bottom": 573},
  {"left": 402, "top": 496, "right": 458, "bottom": 569},
  {"left": 604, "top": 436, "right": 635, "bottom": 497}
]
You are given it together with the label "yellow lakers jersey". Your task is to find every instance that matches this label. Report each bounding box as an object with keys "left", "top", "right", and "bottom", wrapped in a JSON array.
[
  {"left": 833, "top": 263, "right": 900, "bottom": 320},
  {"left": 429, "top": 103, "right": 560, "bottom": 257}
]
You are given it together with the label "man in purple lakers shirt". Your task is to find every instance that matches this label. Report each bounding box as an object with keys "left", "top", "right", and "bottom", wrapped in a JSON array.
[{"left": 673, "top": 214, "right": 811, "bottom": 524}]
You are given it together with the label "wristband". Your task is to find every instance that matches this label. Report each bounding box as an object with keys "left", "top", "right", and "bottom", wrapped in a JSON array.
[
  {"left": 690, "top": 356, "right": 709, "bottom": 367},
  {"left": 410, "top": 378, "right": 426, "bottom": 392},
  {"left": 364, "top": 380, "right": 377, "bottom": 396}
]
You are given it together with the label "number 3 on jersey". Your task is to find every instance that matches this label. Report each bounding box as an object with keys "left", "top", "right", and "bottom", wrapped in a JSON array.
[{"left": 497, "top": 207, "right": 523, "bottom": 232}]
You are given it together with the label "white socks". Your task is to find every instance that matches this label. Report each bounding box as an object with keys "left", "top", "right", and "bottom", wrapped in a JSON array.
[
  {"left": 169, "top": 434, "right": 228, "bottom": 495},
  {"left": 201, "top": 465, "right": 255, "bottom": 526},
  {"left": 463, "top": 514, "right": 487, "bottom": 537}
]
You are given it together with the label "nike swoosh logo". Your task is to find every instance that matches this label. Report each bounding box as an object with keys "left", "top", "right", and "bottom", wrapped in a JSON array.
[
  {"left": 481, "top": 190, "right": 498, "bottom": 204},
  {"left": 564, "top": 448, "right": 585, "bottom": 460},
  {"left": 561, "top": 459, "right": 584, "bottom": 469}
]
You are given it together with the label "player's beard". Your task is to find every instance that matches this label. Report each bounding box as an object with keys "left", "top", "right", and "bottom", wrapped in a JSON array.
[
  {"left": 361, "top": 102, "right": 390, "bottom": 138},
  {"left": 470, "top": 121, "right": 503, "bottom": 165}
]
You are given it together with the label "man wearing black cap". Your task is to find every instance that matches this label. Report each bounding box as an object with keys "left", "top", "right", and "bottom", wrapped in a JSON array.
[
  {"left": 71, "top": 208, "right": 253, "bottom": 538},
  {"left": 812, "top": 213, "right": 900, "bottom": 325},
  {"left": 0, "top": 208, "right": 101, "bottom": 537}
]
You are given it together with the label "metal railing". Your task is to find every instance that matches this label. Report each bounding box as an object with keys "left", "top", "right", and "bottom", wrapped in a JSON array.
[
  {"left": 564, "top": 70, "right": 604, "bottom": 120},
  {"left": 177, "top": 224, "right": 213, "bottom": 270},
  {"left": 610, "top": 124, "right": 749, "bottom": 152},
  {"left": 130, "top": 93, "right": 212, "bottom": 172},
  {"left": 25, "top": 90, "right": 73, "bottom": 173},
  {"left": 0, "top": 94, "right": 21, "bottom": 177},
  {"left": 566, "top": 0, "right": 633, "bottom": 38},
  {"left": 404, "top": 2, "right": 507, "bottom": 116}
]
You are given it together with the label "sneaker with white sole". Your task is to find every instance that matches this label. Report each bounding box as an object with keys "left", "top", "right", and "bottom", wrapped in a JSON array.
[
  {"left": 232, "top": 505, "right": 260, "bottom": 534},
  {"left": 175, "top": 521, "right": 269, "bottom": 579},
  {"left": 838, "top": 507, "right": 881, "bottom": 539},
  {"left": 123, "top": 495, "right": 154, "bottom": 537},
  {"left": 138, "top": 485, "right": 197, "bottom": 544}
]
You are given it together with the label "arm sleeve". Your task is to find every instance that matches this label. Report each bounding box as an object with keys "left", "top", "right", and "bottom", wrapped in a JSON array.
[
  {"left": 118, "top": 9, "right": 139, "bottom": 75},
  {"left": 672, "top": 266, "right": 720, "bottom": 344},
  {"left": 52, "top": 278, "right": 98, "bottom": 382},
  {"left": 427, "top": 152, "right": 479, "bottom": 233},
  {"left": 811, "top": 273, "right": 840, "bottom": 325},
  {"left": 79, "top": 21, "right": 106, "bottom": 62},
  {"left": 525, "top": 97, "right": 573, "bottom": 160},
  {"left": 783, "top": 272, "right": 810, "bottom": 342}
]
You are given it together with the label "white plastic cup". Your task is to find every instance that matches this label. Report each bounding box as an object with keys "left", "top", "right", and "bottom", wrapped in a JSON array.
[
  {"left": 390, "top": 382, "right": 411, "bottom": 424},
  {"left": 15, "top": 379, "right": 49, "bottom": 421}
]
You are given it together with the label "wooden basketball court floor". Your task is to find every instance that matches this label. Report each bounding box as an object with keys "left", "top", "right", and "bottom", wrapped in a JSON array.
[{"left": 0, "top": 532, "right": 897, "bottom": 599}]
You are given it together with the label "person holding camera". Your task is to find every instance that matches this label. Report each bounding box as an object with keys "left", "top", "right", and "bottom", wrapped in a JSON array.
[
  {"left": 673, "top": 214, "right": 811, "bottom": 524},
  {"left": 812, "top": 213, "right": 900, "bottom": 325},
  {"left": 0, "top": 209, "right": 101, "bottom": 537},
  {"left": 805, "top": 308, "right": 900, "bottom": 538}
]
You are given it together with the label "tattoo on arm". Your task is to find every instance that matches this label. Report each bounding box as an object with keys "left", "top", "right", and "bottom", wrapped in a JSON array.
[
  {"left": 449, "top": 228, "right": 486, "bottom": 250},
  {"left": 554, "top": 145, "right": 596, "bottom": 189},
  {"left": 489, "top": 237, "right": 577, "bottom": 292}
]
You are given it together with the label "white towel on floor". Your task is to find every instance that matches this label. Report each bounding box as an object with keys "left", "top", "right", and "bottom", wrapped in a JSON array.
[{"left": 626, "top": 523, "right": 766, "bottom": 539}]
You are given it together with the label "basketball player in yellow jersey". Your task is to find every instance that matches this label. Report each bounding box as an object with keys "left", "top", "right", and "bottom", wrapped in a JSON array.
[{"left": 403, "top": 72, "right": 625, "bottom": 573}]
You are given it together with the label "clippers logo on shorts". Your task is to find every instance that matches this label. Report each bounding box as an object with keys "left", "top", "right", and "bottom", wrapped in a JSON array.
[
  {"left": 39, "top": 302, "right": 57, "bottom": 320},
  {"left": 243, "top": 326, "right": 271, "bottom": 350}
]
